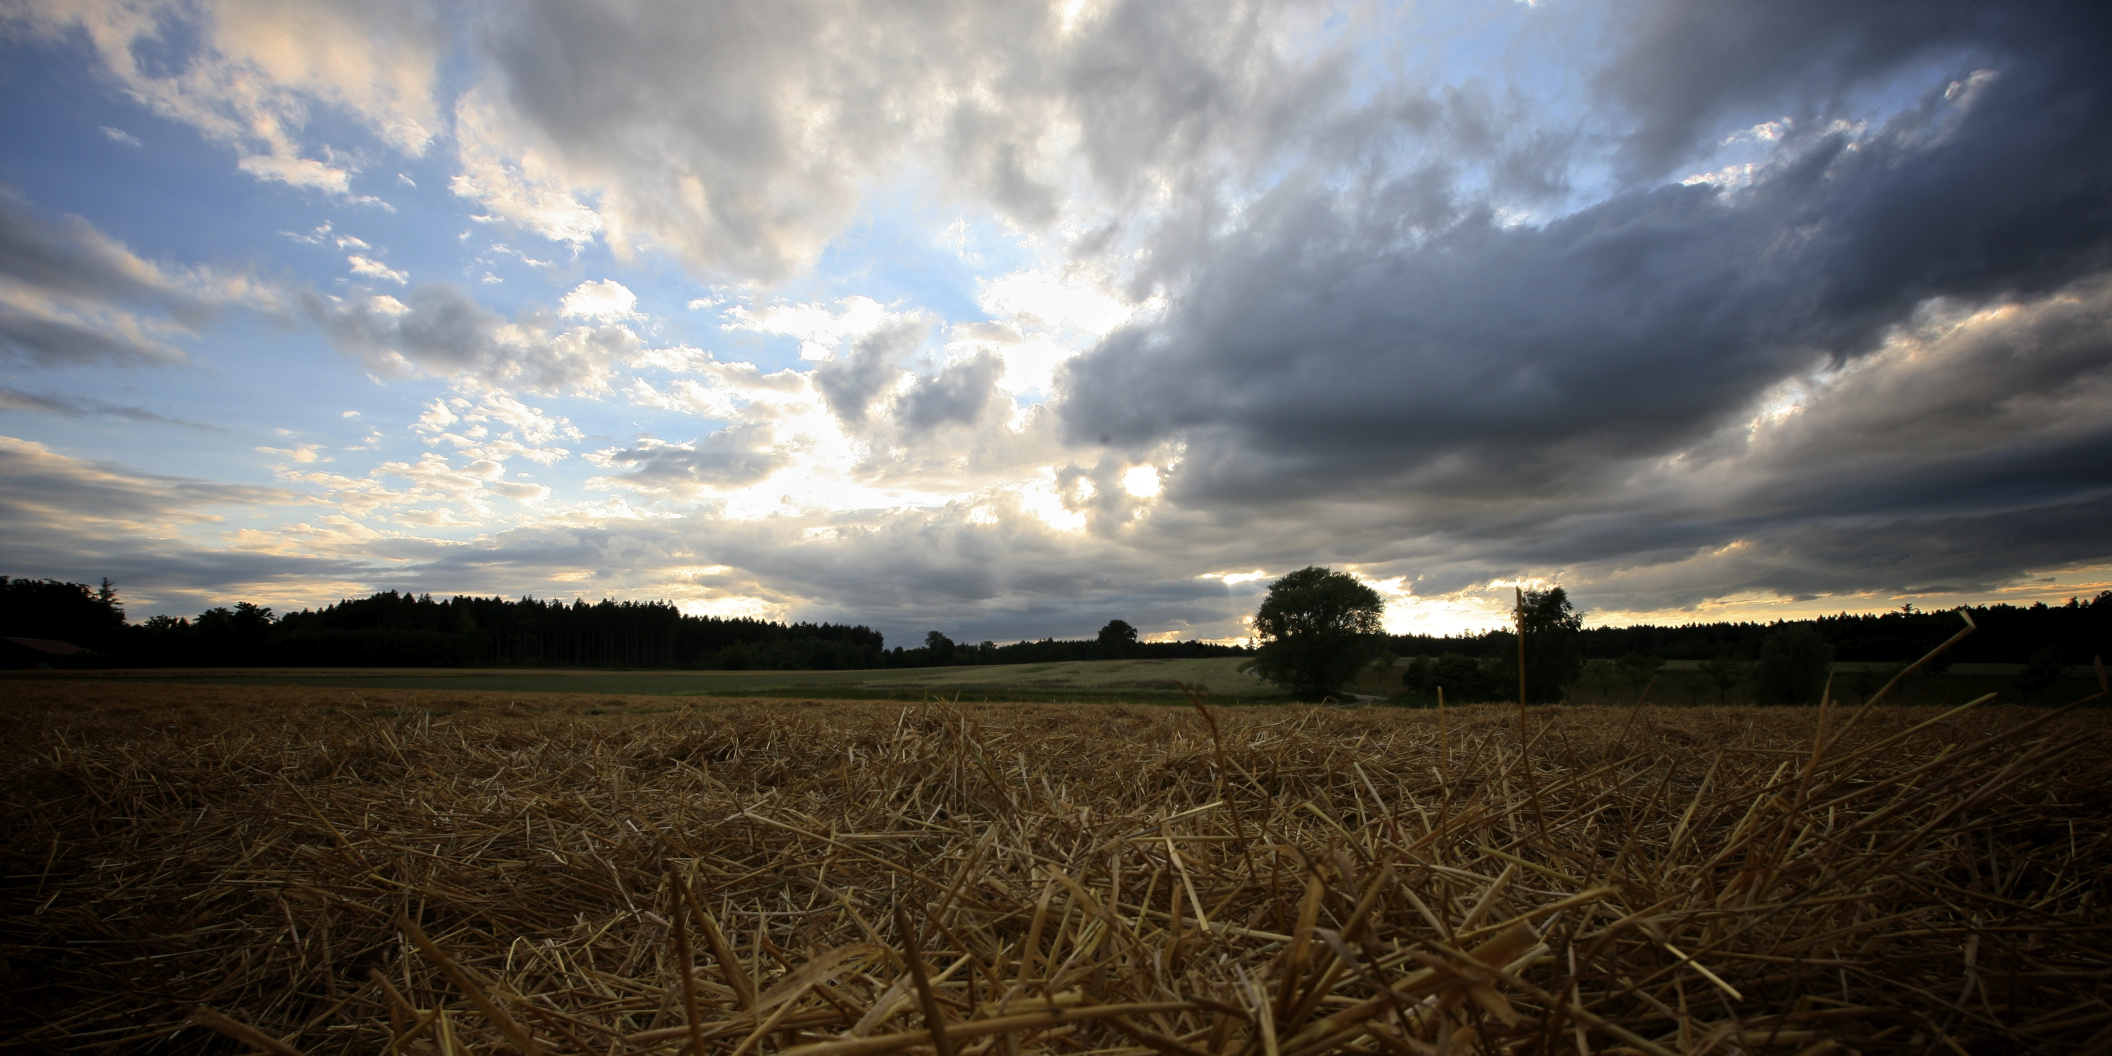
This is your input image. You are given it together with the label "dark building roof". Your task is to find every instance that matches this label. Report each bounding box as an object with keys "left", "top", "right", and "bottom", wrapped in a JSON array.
[{"left": 0, "top": 636, "right": 91, "bottom": 655}]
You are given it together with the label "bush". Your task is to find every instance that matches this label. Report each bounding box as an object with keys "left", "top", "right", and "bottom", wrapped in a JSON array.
[
  {"left": 1398, "top": 653, "right": 1507, "bottom": 704},
  {"left": 2012, "top": 646, "right": 2067, "bottom": 700}
]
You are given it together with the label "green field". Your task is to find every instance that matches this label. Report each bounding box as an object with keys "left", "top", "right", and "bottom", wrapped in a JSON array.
[
  {"left": 3, "top": 655, "right": 1286, "bottom": 702},
  {"left": 11, "top": 654, "right": 2095, "bottom": 706}
]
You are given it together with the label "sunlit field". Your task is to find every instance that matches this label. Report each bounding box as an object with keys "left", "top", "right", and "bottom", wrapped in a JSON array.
[{"left": 4, "top": 679, "right": 2109, "bottom": 1054}]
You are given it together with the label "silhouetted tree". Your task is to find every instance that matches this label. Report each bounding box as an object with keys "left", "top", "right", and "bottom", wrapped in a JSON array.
[
  {"left": 1518, "top": 587, "right": 1584, "bottom": 703},
  {"left": 1252, "top": 566, "right": 1385, "bottom": 701},
  {"left": 1097, "top": 619, "right": 1139, "bottom": 657},
  {"left": 0, "top": 576, "right": 127, "bottom": 651},
  {"left": 195, "top": 602, "right": 275, "bottom": 663},
  {"left": 924, "top": 630, "right": 957, "bottom": 665}
]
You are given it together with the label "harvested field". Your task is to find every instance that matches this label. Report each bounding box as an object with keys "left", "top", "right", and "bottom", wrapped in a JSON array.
[{"left": 4, "top": 676, "right": 2111, "bottom": 1055}]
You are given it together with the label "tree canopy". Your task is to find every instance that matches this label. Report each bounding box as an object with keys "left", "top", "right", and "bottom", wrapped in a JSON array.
[
  {"left": 1251, "top": 566, "right": 1386, "bottom": 701},
  {"left": 1517, "top": 586, "right": 1584, "bottom": 703},
  {"left": 1097, "top": 619, "right": 1139, "bottom": 657}
]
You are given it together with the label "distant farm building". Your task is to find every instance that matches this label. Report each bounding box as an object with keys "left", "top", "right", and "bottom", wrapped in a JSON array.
[{"left": 0, "top": 636, "right": 94, "bottom": 668}]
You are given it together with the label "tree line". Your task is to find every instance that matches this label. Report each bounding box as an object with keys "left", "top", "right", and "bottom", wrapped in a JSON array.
[
  {"left": 0, "top": 578, "right": 1246, "bottom": 670},
  {"left": 1242, "top": 568, "right": 2108, "bottom": 703},
  {"left": 1388, "top": 596, "right": 2112, "bottom": 666}
]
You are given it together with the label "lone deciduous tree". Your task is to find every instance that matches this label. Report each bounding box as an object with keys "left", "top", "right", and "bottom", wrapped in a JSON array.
[
  {"left": 1516, "top": 587, "right": 1584, "bottom": 704},
  {"left": 1251, "top": 566, "right": 1385, "bottom": 701},
  {"left": 1097, "top": 619, "right": 1139, "bottom": 657},
  {"left": 924, "top": 630, "right": 957, "bottom": 665}
]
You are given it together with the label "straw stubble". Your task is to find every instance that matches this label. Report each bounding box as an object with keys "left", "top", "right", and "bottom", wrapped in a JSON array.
[{"left": 1, "top": 679, "right": 2108, "bottom": 1055}]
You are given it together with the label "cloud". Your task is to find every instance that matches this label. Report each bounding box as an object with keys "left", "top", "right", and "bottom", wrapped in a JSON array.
[
  {"left": 413, "top": 391, "right": 583, "bottom": 465},
  {"left": 305, "top": 283, "right": 648, "bottom": 392},
  {"left": 0, "top": 188, "right": 267, "bottom": 366},
  {"left": 239, "top": 153, "right": 352, "bottom": 194},
  {"left": 0, "top": 386, "right": 216, "bottom": 429},
  {"left": 558, "top": 279, "right": 637, "bottom": 321},
  {"left": 347, "top": 254, "right": 408, "bottom": 284},
  {"left": 724, "top": 296, "right": 892, "bottom": 361},
  {"left": 5, "top": 0, "right": 2107, "bottom": 640},
  {"left": 589, "top": 424, "right": 791, "bottom": 496},
  {"left": 283, "top": 447, "right": 558, "bottom": 525},
  {"left": 9, "top": 0, "right": 445, "bottom": 195},
  {"left": 0, "top": 435, "right": 343, "bottom": 609},
  {"left": 445, "top": 0, "right": 1359, "bottom": 279},
  {"left": 900, "top": 350, "right": 1006, "bottom": 432},
  {"left": 814, "top": 318, "right": 927, "bottom": 427},
  {"left": 1594, "top": 0, "right": 2056, "bottom": 182},
  {"left": 1051, "top": 1, "right": 2112, "bottom": 616},
  {"left": 449, "top": 90, "right": 606, "bottom": 244},
  {"left": 98, "top": 125, "right": 140, "bottom": 147}
]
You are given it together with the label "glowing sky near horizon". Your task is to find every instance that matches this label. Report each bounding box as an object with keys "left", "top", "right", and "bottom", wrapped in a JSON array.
[{"left": 2, "top": 0, "right": 2109, "bottom": 644}]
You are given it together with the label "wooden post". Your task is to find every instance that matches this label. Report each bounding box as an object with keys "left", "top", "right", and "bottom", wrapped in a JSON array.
[{"left": 1515, "top": 586, "right": 1528, "bottom": 715}]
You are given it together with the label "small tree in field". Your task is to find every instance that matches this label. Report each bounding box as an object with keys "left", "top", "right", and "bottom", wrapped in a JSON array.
[{"left": 1251, "top": 566, "right": 1385, "bottom": 701}]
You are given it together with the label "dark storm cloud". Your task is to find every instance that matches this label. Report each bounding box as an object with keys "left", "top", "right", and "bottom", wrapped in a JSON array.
[
  {"left": 1057, "top": 0, "right": 2112, "bottom": 608},
  {"left": 1599, "top": 0, "right": 2104, "bottom": 181},
  {"left": 1068, "top": 85, "right": 2112, "bottom": 491}
]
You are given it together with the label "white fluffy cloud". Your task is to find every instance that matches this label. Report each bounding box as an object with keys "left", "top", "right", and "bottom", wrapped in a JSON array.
[{"left": 558, "top": 279, "right": 638, "bottom": 322}]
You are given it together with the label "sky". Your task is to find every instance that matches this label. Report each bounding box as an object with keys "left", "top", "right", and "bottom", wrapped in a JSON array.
[{"left": 1, "top": 0, "right": 2109, "bottom": 646}]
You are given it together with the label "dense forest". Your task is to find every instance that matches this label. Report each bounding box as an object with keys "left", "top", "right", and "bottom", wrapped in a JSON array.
[{"left": 0, "top": 577, "right": 1246, "bottom": 669}]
